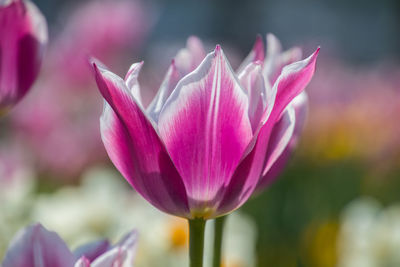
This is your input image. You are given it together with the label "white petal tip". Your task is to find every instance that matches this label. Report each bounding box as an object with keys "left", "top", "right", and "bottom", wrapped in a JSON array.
[{"left": 125, "top": 61, "right": 144, "bottom": 80}]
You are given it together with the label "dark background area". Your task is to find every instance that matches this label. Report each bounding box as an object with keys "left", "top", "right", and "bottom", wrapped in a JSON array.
[{"left": 36, "top": 0, "right": 400, "bottom": 64}]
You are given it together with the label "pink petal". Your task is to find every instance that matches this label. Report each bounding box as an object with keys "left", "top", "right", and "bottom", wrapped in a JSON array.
[
  {"left": 114, "top": 230, "right": 138, "bottom": 249},
  {"left": 256, "top": 92, "right": 308, "bottom": 190},
  {"left": 147, "top": 37, "right": 206, "bottom": 122},
  {"left": 73, "top": 239, "right": 110, "bottom": 262},
  {"left": 237, "top": 35, "right": 265, "bottom": 73},
  {"left": 263, "top": 33, "right": 302, "bottom": 84},
  {"left": 158, "top": 45, "right": 253, "bottom": 216},
  {"left": 261, "top": 106, "right": 296, "bottom": 176},
  {"left": 74, "top": 257, "right": 91, "bottom": 267},
  {"left": 147, "top": 60, "right": 181, "bottom": 122},
  {"left": 94, "top": 64, "right": 190, "bottom": 217},
  {"left": 124, "top": 61, "right": 143, "bottom": 105},
  {"left": 238, "top": 62, "right": 267, "bottom": 131},
  {"left": 216, "top": 50, "right": 318, "bottom": 216},
  {"left": 91, "top": 231, "right": 138, "bottom": 267},
  {"left": 174, "top": 36, "right": 206, "bottom": 74},
  {"left": 0, "top": 0, "right": 47, "bottom": 110},
  {"left": 268, "top": 48, "right": 319, "bottom": 121},
  {"left": 2, "top": 223, "right": 74, "bottom": 267}
]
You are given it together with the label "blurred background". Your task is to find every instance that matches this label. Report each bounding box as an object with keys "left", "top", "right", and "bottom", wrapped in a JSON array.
[{"left": 1, "top": 0, "right": 400, "bottom": 266}]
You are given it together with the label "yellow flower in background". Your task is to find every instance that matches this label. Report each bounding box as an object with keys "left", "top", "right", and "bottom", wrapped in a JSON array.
[{"left": 303, "top": 220, "right": 339, "bottom": 267}]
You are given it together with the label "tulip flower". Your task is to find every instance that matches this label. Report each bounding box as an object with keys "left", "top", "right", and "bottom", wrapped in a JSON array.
[
  {"left": 1, "top": 223, "right": 137, "bottom": 267},
  {"left": 0, "top": 0, "right": 47, "bottom": 114},
  {"left": 94, "top": 35, "right": 318, "bottom": 220},
  {"left": 94, "top": 34, "right": 318, "bottom": 267}
]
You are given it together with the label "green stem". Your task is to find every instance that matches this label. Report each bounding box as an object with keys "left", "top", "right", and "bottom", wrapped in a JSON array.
[
  {"left": 212, "top": 215, "right": 227, "bottom": 267},
  {"left": 189, "top": 218, "right": 206, "bottom": 267}
]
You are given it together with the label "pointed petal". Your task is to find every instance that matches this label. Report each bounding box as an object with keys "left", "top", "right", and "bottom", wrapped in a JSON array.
[
  {"left": 2, "top": 223, "right": 74, "bottom": 267},
  {"left": 267, "top": 48, "right": 319, "bottom": 122},
  {"left": 114, "top": 230, "right": 138, "bottom": 250},
  {"left": 175, "top": 36, "right": 206, "bottom": 74},
  {"left": 216, "top": 50, "right": 318, "bottom": 216},
  {"left": 146, "top": 60, "right": 181, "bottom": 122},
  {"left": 158, "top": 46, "right": 253, "bottom": 216},
  {"left": 263, "top": 33, "right": 282, "bottom": 80},
  {"left": 0, "top": 0, "right": 47, "bottom": 110},
  {"left": 238, "top": 62, "right": 267, "bottom": 131},
  {"left": 91, "top": 231, "right": 138, "bottom": 267},
  {"left": 91, "top": 248, "right": 125, "bottom": 267},
  {"left": 237, "top": 35, "right": 265, "bottom": 73},
  {"left": 256, "top": 92, "right": 308, "bottom": 190},
  {"left": 263, "top": 33, "right": 303, "bottom": 84},
  {"left": 73, "top": 239, "right": 110, "bottom": 262},
  {"left": 147, "top": 37, "right": 206, "bottom": 122},
  {"left": 186, "top": 36, "right": 207, "bottom": 70},
  {"left": 94, "top": 64, "right": 190, "bottom": 217},
  {"left": 124, "top": 61, "right": 143, "bottom": 105},
  {"left": 74, "top": 257, "right": 91, "bottom": 267}
]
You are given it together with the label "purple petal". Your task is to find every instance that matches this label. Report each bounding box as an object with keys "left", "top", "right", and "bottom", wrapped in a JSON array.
[
  {"left": 216, "top": 50, "right": 318, "bottom": 216},
  {"left": 0, "top": 0, "right": 47, "bottom": 110},
  {"left": 94, "top": 64, "right": 190, "bottom": 217},
  {"left": 158, "top": 45, "right": 253, "bottom": 217},
  {"left": 174, "top": 36, "right": 206, "bottom": 74},
  {"left": 73, "top": 239, "right": 110, "bottom": 262},
  {"left": 74, "top": 257, "right": 91, "bottom": 267},
  {"left": 238, "top": 62, "right": 267, "bottom": 131},
  {"left": 237, "top": 35, "right": 265, "bottom": 73},
  {"left": 114, "top": 230, "right": 138, "bottom": 250},
  {"left": 91, "top": 231, "right": 138, "bottom": 267},
  {"left": 2, "top": 223, "right": 74, "bottom": 267},
  {"left": 256, "top": 92, "right": 308, "bottom": 190},
  {"left": 147, "top": 60, "right": 181, "bottom": 122}
]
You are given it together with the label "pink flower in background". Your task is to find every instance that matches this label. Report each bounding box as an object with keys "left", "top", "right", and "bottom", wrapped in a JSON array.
[
  {"left": 51, "top": 0, "right": 151, "bottom": 82},
  {"left": 1, "top": 223, "right": 137, "bottom": 267},
  {"left": 10, "top": 0, "right": 151, "bottom": 179},
  {"left": 300, "top": 57, "right": 400, "bottom": 169},
  {"left": 0, "top": 0, "right": 47, "bottom": 113},
  {"left": 94, "top": 35, "right": 318, "bottom": 219}
]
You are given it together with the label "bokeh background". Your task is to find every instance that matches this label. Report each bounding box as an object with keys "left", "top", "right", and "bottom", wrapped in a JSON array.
[{"left": 1, "top": 0, "right": 400, "bottom": 266}]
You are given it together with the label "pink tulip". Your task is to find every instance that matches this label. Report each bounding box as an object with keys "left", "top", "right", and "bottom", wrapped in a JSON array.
[
  {"left": 1, "top": 223, "right": 137, "bottom": 267},
  {"left": 94, "top": 35, "right": 319, "bottom": 219},
  {"left": 0, "top": 0, "right": 47, "bottom": 113},
  {"left": 10, "top": 0, "right": 150, "bottom": 179}
]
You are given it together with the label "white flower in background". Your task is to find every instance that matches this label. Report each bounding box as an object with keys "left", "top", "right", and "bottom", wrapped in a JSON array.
[
  {"left": 31, "top": 166, "right": 257, "bottom": 267},
  {"left": 204, "top": 214, "right": 257, "bottom": 267},
  {"left": 337, "top": 197, "right": 400, "bottom": 267},
  {"left": 32, "top": 167, "right": 135, "bottom": 245}
]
